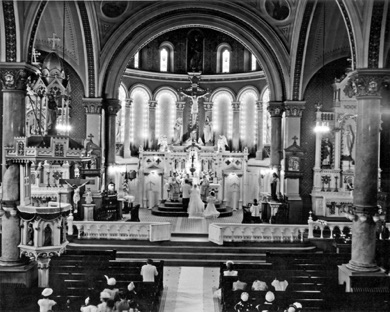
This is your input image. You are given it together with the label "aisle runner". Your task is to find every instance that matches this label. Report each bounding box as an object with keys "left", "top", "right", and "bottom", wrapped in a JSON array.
[{"left": 174, "top": 267, "right": 204, "bottom": 311}]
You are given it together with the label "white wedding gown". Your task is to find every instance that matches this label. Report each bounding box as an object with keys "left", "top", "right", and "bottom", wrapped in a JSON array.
[{"left": 188, "top": 187, "right": 205, "bottom": 219}]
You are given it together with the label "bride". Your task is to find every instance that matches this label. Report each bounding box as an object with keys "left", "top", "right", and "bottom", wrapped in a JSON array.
[
  {"left": 188, "top": 184, "right": 205, "bottom": 219},
  {"left": 203, "top": 191, "right": 220, "bottom": 218}
]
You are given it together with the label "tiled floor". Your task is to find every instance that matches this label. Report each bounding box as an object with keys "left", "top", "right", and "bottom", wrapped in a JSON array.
[{"left": 139, "top": 208, "right": 243, "bottom": 234}]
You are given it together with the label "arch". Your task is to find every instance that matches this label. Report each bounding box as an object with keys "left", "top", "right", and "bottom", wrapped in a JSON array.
[
  {"left": 210, "top": 87, "right": 236, "bottom": 103},
  {"left": 159, "top": 41, "right": 175, "bottom": 72},
  {"left": 154, "top": 88, "right": 177, "bottom": 141},
  {"left": 99, "top": 2, "right": 289, "bottom": 101},
  {"left": 237, "top": 87, "right": 259, "bottom": 148},
  {"left": 216, "top": 43, "right": 232, "bottom": 73},
  {"left": 211, "top": 89, "right": 235, "bottom": 140}
]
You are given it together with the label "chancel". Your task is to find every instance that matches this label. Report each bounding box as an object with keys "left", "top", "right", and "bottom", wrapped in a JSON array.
[{"left": 0, "top": 1, "right": 390, "bottom": 312}]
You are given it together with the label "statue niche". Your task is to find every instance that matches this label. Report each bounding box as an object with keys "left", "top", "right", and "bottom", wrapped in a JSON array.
[{"left": 187, "top": 30, "right": 204, "bottom": 72}]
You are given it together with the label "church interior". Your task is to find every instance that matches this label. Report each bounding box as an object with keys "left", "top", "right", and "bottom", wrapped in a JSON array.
[{"left": 0, "top": 0, "right": 390, "bottom": 311}]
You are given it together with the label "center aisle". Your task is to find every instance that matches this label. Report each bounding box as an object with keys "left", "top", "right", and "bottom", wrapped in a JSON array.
[{"left": 161, "top": 267, "right": 220, "bottom": 312}]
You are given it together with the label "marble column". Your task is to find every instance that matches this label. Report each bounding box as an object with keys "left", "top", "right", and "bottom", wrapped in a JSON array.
[
  {"left": 175, "top": 101, "right": 185, "bottom": 144},
  {"left": 148, "top": 100, "right": 157, "bottom": 149},
  {"left": 105, "top": 99, "right": 121, "bottom": 185},
  {"left": 83, "top": 98, "right": 103, "bottom": 147},
  {"left": 268, "top": 102, "right": 284, "bottom": 171},
  {"left": 232, "top": 102, "right": 240, "bottom": 151},
  {"left": 256, "top": 100, "right": 264, "bottom": 159},
  {"left": 123, "top": 99, "right": 132, "bottom": 158},
  {"left": 37, "top": 257, "right": 51, "bottom": 287},
  {"left": 0, "top": 66, "right": 30, "bottom": 266},
  {"left": 345, "top": 71, "right": 390, "bottom": 272}
]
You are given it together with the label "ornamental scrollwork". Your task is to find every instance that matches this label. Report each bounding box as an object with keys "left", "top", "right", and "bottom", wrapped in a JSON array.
[
  {"left": 0, "top": 69, "right": 29, "bottom": 90},
  {"left": 345, "top": 74, "right": 390, "bottom": 97}
]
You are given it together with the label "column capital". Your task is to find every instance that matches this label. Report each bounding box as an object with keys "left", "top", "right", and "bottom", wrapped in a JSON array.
[
  {"left": 83, "top": 98, "right": 103, "bottom": 114},
  {"left": 176, "top": 101, "right": 185, "bottom": 110},
  {"left": 268, "top": 101, "right": 284, "bottom": 117},
  {"left": 204, "top": 101, "right": 213, "bottom": 111},
  {"left": 346, "top": 69, "right": 390, "bottom": 98},
  {"left": 149, "top": 100, "right": 157, "bottom": 109},
  {"left": 256, "top": 101, "right": 263, "bottom": 111},
  {"left": 284, "top": 100, "right": 305, "bottom": 117},
  {"left": 125, "top": 98, "right": 133, "bottom": 108},
  {"left": 232, "top": 101, "right": 240, "bottom": 112},
  {"left": 0, "top": 63, "right": 36, "bottom": 91},
  {"left": 105, "top": 99, "right": 121, "bottom": 116}
]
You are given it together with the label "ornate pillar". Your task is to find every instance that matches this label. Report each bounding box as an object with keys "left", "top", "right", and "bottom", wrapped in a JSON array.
[
  {"left": 232, "top": 101, "right": 240, "bottom": 151},
  {"left": 105, "top": 99, "right": 121, "bottom": 185},
  {"left": 284, "top": 101, "right": 305, "bottom": 223},
  {"left": 0, "top": 66, "right": 30, "bottom": 266},
  {"left": 256, "top": 100, "right": 264, "bottom": 159},
  {"left": 37, "top": 257, "right": 51, "bottom": 287},
  {"left": 148, "top": 100, "right": 157, "bottom": 149},
  {"left": 175, "top": 101, "right": 185, "bottom": 145},
  {"left": 268, "top": 102, "right": 284, "bottom": 171},
  {"left": 123, "top": 99, "right": 132, "bottom": 158},
  {"left": 83, "top": 98, "right": 103, "bottom": 146}
]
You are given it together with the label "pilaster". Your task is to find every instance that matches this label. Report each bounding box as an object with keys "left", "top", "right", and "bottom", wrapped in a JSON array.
[
  {"left": 123, "top": 99, "right": 132, "bottom": 158},
  {"left": 268, "top": 101, "right": 284, "bottom": 171},
  {"left": 256, "top": 101, "right": 264, "bottom": 159},
  {"left": 83, "top": 98, "right": 103, "bottom": 146},
  {"left": 232, "top": 101, "right": 240, "bottom": 151},
  {"left": 105, "top": 99, "right": 121, "bottom": 185},
  {"left": 148, "top": 101, "right": 157, "bottom": 149}
]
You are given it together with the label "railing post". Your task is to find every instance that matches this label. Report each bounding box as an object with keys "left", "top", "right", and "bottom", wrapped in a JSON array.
[{"left": 308, "top": 211, "right": 314, "bottom": 239}]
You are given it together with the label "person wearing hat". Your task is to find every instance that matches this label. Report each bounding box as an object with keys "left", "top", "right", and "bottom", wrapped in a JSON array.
[
  {"left": 256, "top": 291, "right": 277, "bottom": 312},
  {"left": 97, "top": 291, "right": 115, "bottom": 312},
  {"left": 233, "top": 292, "right": 255, "bottom": 312},
  {"left": 80, "top": 290, "right": 100, "bottom": 312},
  {"left": 114, "top": 290, "right": 131, "bottom": 312},
  {"left": 38, "top": 288, "right": 57, "bottom": 312},
  {"left": 285, "top": 302, "right": 302, "bottom": 312},
  {"left": 125, "top": 282, "right": 139, "bottom": 312},
  {"left": 102, "top": 275, "right": 119, "bottom": 301},
  {"left": 140, "top": 258, "right": 158, "bottom": 282}
]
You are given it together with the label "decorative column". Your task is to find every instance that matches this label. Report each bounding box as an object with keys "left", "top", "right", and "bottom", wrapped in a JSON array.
[
  {"left": 256, "top": 100, "right": 264, "bottom": 159},
  {"left": 338, "top": 70, "right": 390, "bottom": 290},
  {"left": 123, "top": 99, "right": 132, "bottom": 158},
  {"left": 105, "top": 99, "right": 121, "bottom": 185},
  {"left": 0, "top": 66, "right": 29, "bottom": 266},
  {"left": 37, "top": 258, "right": 51, "bottom": 287},
  {"left": 175, "top": 101, "right": 185, "bottom": 145},
  {"left": 284, "top": 101, "right": 305, "bottom": 223},
  {"left": 83, "top": 98, "right": 103, "bottom": 146},
  {"left": 268, "top": 102, "right": 284, "bottom": 171},
  {"left": 231, "top": 101, "right": 240, "bottom": 151},
  {"left": 148, "top": 100, "right": 157, "bottom": 149},
  {"left": 314, "top": 107, "right": 323, "bottom": 169}
]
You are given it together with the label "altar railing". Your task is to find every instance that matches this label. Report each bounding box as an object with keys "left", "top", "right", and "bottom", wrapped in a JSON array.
[
  {"left": 209, "top": 223, "right": 308, "bottom": 245},
  {"left": 71, "top": 221, "right": 171, "bottom": 242}
]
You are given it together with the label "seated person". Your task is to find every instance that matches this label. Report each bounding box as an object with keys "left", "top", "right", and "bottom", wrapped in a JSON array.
[
  {"left": 252, "top": 280, "right": 268, "bottom": 291},
  {"left": 284, "top": 302, "right": 302, "bottom": 312},
  {"left": 234, "top": 292, "right": 255, "bottom": 312},
  {"left": 233, "top": 278, "right": 247, "bottom": 291},
  {"left": 224, "top": 260, "right": 238, "bottom": 276},
  {"left": 256, "top": 291, "right": 277, "bottom": 312},
  {"left": 271, "top": 276, "right": 288, "bottom": 291},
  {"left": 102, "top": 276, "right": 119, "bottom": 301},
  {"left": 115, "top": 291, "right": 130, "bottom": 312}
]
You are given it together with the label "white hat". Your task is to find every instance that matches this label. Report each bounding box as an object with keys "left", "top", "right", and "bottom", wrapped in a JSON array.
[
  {"left": 128, "top": 281, "right": 135, "bottom": 291},
  {"left": 100, "top": 291, "right": 111, "bottom": 299},
  {"left": 41, "top": 288, "right": 53, "bottom": 297},
  {"left": 84, "top": 297, "right": 90, "bottom": 305},
  {"left": 226, "top": 260, "right": 234, "bottom": 266},
  {"left": 104, "top": 275, "right": 116, "bottom": 286},
  {"left": 265, "top": 291, "right": 275, "bottom": 303},
  {"left": 241, "top": 292, "right": 249, "bottom": 302}
]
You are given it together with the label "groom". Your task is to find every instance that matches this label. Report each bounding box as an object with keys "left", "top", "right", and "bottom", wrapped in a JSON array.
[{"left": 182, "top": 179, "right": 192, "bottom": 213}]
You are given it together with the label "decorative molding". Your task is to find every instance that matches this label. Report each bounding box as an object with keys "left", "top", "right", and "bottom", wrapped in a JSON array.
[
  {"left": 83, "top": 98, "right": 103, "bottom": 114},
  {"left": 267, "top": 101, "right": 284, "bottom": 117},
  {"left": 336, "top": 0, "right": 356, "bottom": 70},
  {"left": 149, "top": 100, "right": 157, "bottom": 109},
  {"left": 0, "top": 68, "right": 29, "bottom": 90},
  {"left": 292, "top": 1, "right": 314, "bottom": 100},
  {"left": 105, "top": 99, "right": 121, "bottom": 115},
  {"left": 203, "top": 101, "right": 213, "bottom": 111},
  {"left": 3, "top": 1, "right": 17, "bottom": 62},
  {"left": 176, "top": 101, "right": 185, "bottom": 110},
  {"left": 346, "top": 71, "right": 390, "bottom": 97},
  {"left": 232, "top": 101, "right": 240, "bottom": 112},
  {"left": 78, "top": 2, "right": 96, "bottom": 97},
  {"left": 368, "top": 1, "right": 384, "bottom": 68},
  {"left": 27, "top": 1, "right": 47, "bottom": 64},
  {"left": 284, "top": 101, "right": 305, "bottom": 117}
]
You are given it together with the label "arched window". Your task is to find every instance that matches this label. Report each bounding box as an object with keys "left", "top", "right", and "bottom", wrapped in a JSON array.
[
  {"left": 251, "top": 54, "right": 257, "bottom": 71},
  {"left": 134, "top": 51, "right": 139, "bottom": 69},
  {"left": 129, "top": 86, "right": 151, "bottom": 149},
  {"left": 216, "top": 43, "right": 232, "bottom": 73},
  {"left": 159, "top": 41, "right": 174, "bottom": 72}
]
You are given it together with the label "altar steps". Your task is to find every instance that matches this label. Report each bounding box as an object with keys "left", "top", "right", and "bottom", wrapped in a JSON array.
[{"left": 151, "top": 199, "right": 233, "bottom": 217}]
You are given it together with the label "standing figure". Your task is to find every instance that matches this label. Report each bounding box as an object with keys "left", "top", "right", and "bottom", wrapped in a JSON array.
[
  {"left": 173, "top": 117, "right": 183, "bottom": 145},
  {"left": 270, "top": 173, "right": 279, "bottom": 201},
  {"left": 203, "top": 191, "right": 220, "bottom": 219},
  {"left": 46, "top": 94, "right": 57, "bottom": 135},
  {"left": 38, "top": 288, "right": 57, "bottom": 312},
  {"left": 181, "top": 179, "right": 192, "bottom": 212},
  {"left": 43, "top": 224, "right": 52, "bottom": 246},
  {"left": 27, "top": 223, "right": 34, "bottom": 246},
  {"left": 189, "top": 35, "right": 203, "bottom": 72},
  {"left": 171, "top": 178, "right": 181, "bottom": 202},
  {"left": 188, "top": 184, "right": 205, "bottom": 218},
  {"left": 65, "top": 180, "right": 90, "bottom": 213},
  {"left": 217, "top": 134, "right": 228, "bottom": 152},
  {"left": 203, "top": 116, "right": 213, "bottom": 145},
  {"left": 200, "top": 175, "right": 210, "bottom": 201},
  {"left": 140, "top": 259, "right": 158, "bottom": 282}
]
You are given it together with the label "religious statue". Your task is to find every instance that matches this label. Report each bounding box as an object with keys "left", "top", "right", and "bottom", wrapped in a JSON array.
[
  {"left": 85, "top": 188, "right": 93, "bottom": 204},
  {"left": 321, "top": 137, "right": 333, "bottom": 167},
  {"left": 43, "top": 224, "right": 52, "bottom": 246},
  {"left": 158, "top": 135, "right": 169, "bottom": 152},
  {"left": 27, "top": 223, "right": 34, "bottom": 246},
  {"left": 188, "top": 34, "right": 203, "bottom": 72},
  {"left": 203, "top": 116, "right": 213, "bottom": 145},
  {"left": 47, "top": 94, "right": 58, "bottom": 135},
  {"left": 173, "top": 117, "right": 183, "bottom": 145},
  {"left": 217, "top": 134, "right": 228, "bottom": 152},
  {"left": 343, "top": 124, "right": 355, "bottom": 162},
  {"left": 65, "top": 180, "right": 90, "bottom": 213},
  {"left": 200, "top": 175, "right": 210, "bottom": 201},
  {"left": 270, "top": 173, "right": 279, "bottom": 201},
  {"left": 170, "top": 177, "right": 181, "bottom": 202}
]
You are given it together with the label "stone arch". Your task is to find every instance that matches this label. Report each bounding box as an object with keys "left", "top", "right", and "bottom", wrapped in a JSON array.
[{"left": 100, "top": 2, "right": 289, "bottom": 101}]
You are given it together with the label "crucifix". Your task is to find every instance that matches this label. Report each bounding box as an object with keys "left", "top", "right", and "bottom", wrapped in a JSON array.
[
  {"left": 48, "top": 33, "right": 61, "bottom": 51},
  {"left": 60, "top": 176, "right": 94, "bottom": 213},
  {"left": 32, "top": 48, "right": 41, "bottom": 65}
]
